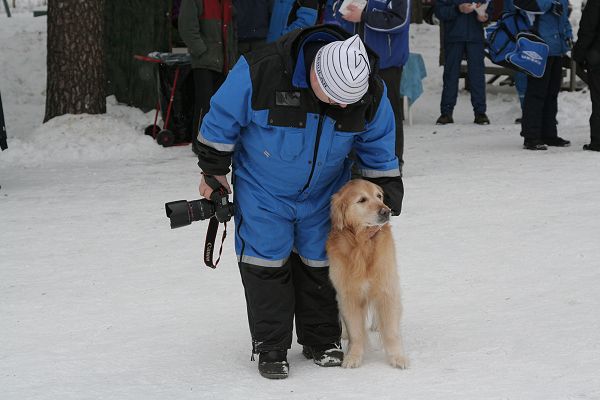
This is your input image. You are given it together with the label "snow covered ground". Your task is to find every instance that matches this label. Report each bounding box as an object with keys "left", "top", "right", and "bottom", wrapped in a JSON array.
[{"left": 1, "top": 7, "right": 600, "bottom": 400}]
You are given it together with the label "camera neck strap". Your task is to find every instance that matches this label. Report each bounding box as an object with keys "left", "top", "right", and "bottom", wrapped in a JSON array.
[{"left": 203, "top": 217, "right": 227, "bottom": 269}]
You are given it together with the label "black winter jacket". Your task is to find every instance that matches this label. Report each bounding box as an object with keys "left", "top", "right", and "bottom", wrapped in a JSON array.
[
  {"left": 573, "top": 0, "right": 600, "bottom": 69},
  {"left": 233, "top": 0, "right": 273, "bottom": 41}
]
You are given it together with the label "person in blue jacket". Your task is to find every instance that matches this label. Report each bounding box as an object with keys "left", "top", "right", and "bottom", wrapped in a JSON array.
[
  {"left": 327, "top": 0, "right": 411, "bottom": 169},
  {"left": 518, "top": 0, "right": 572, "bottom": 150},
  {"left": 267, "top": 0, "right": 319, "bottom": 42},
  {"left": 194, "top": 25, "right": 403, "bottom": 379},
  {"left": 434, "top": 0, "right": 491, "bottom": 125}
]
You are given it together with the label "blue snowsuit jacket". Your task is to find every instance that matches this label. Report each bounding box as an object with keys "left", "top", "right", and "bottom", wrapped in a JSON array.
[
  {"left": 513, "top": 0, "right": 572, "bottom": 56},
  {"left": 196, "top": 25, "right": 402, "bottom": 266},
  {"left": 267, "top": 0, "right": 319, "bottom": 42},
  {"left": 326, "top": 0, "right": 411, "bottom": 69},
  {"left": 435, "top": 0, "right": 494, "bottom": 43}
]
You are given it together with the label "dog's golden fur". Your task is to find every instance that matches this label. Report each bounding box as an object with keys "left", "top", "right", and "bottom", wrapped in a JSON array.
[{"left": 326, "top": 179, "right": 408, "bottom": 369}]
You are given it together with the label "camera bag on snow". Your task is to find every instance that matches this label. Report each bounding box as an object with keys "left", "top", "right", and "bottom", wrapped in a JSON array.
[{"left": 485, "top": 11, "right": 549, "bottom": 78}]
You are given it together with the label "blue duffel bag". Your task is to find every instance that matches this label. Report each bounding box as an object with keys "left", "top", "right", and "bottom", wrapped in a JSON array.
[{"left": 485, "top": 12, "right": 549, "bottom": 78}]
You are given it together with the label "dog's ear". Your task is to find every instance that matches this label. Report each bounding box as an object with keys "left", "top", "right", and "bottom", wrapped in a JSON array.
[{"left": 330, "top": 193, "right": 346, "bottom": 231}]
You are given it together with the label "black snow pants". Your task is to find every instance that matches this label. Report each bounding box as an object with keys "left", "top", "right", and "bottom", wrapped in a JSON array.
[{"left": 238, "top": 252, "right": 341, "bottom": 353}]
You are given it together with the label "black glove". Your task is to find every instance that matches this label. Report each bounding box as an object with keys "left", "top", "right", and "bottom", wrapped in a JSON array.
[{"left": 363, "top": 176, "right": 404, "bottom": 216}]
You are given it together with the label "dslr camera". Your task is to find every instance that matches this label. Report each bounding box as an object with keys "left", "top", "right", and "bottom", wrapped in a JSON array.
[{"left": 165, "top": 175, "right": 234, "bottom": 228}]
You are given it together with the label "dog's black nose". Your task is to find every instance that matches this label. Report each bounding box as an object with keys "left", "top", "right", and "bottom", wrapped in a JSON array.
[{"left": 378, "top": 207, "right": 390, "bottom": 222}]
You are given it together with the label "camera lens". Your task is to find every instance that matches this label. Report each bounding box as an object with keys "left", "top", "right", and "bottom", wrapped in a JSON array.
[{"left": 165, "top": 200, "right": 193, "bottom": 229}]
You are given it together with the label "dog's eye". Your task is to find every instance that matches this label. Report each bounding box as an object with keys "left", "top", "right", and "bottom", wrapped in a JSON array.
[
  {"left": 357, "top": 197, "right": 367, "bottom": 203},
  {"left": 377, "top": 193, "right": 383, "bottom": 199}
]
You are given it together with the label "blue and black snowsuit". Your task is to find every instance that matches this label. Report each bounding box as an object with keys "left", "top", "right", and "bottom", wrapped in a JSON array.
[
  {"left": 195, "top": 25, "right": 403, "bottom": 352},
  {"left": 435, "top": 0, "right": 491, "bottom": 116}
]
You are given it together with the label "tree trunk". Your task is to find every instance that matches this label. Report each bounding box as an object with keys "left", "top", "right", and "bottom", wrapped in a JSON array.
[{"left": 44, "top": 0, "right": 106, "bottom": 122}]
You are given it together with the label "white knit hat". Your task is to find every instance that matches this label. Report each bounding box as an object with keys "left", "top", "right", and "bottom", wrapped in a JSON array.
[{"left": 313, "top": 35, "right": 371, "bottom": 105}]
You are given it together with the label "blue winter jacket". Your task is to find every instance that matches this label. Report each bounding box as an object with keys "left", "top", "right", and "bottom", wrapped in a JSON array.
[
  {"left": 326, "top": 0, "right": 411, "bottom": 69},
  {"left": 435, "top": 0, "right": 492, "bottom": 43},
  {"left": 267, "top": 0, "right": 319, "bottom": 42},
  {"left": 198, "top": 26, "right": 400, "bottom": 201},
  {"left": 522, "top": 0, "right": 572, "bottom": 56}
]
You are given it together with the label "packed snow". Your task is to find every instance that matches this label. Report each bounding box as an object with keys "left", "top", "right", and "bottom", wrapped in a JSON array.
[{"left": 1, "top": 5, "right": 599, "bottom": 400}]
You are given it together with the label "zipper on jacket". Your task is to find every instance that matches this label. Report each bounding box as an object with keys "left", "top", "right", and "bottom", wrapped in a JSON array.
[{"left": 301, "top": 110, "right": 326, "bottom": 193}]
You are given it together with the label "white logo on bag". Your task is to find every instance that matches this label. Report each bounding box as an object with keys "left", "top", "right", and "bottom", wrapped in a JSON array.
[{"left": 521, "top": 50, "right": 543, "bottom": 63}]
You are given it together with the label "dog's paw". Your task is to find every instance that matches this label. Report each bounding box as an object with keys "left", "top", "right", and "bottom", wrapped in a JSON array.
[
  {"left": 342, "top": 353, "right": 363, "bottom": 368},
  {"left": 387, "top": 353, "right": 409, "bottom": 369}
]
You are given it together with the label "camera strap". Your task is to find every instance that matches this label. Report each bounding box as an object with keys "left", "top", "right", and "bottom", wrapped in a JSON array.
[{"left": 203, "top": 217, "right": 227, "bottom": 269}]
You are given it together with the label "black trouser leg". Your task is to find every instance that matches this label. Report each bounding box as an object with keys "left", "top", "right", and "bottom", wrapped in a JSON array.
[
  {"left": 379, "top": 66, "right": 404, "bottom": 170},
  {"left": 522, "top": 57, "right": 561, "bottom": 141},
  {"left": 541, "top": 58, "right": 563, "bottom": 141},
  {"left": 290, "top": 253, "right": 341, "bottom": 347},
  {"left": 192, "top": 68, "right": 224, "bottom": 142},
  {"left": 238, "top": 261, "right": 295, "bottom": 352},
  {"left": 589, "top": 68, "right": 600, "bottom": 145}
]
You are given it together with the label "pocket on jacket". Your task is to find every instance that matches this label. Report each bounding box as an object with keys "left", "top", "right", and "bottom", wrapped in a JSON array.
[
  {"left": 280, "top": 129, "right": 304, "bottom": 160},
  {"left": 326, "top": 132, "right": 355, "bottom": 165}
]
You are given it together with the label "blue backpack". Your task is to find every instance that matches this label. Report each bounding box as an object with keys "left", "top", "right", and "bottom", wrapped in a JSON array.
[{"left": 485, "top": 12, "right": 549, "bottom": 78}]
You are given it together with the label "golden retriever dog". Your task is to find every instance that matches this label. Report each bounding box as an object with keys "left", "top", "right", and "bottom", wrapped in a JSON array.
[{"left": 326, "top": 179, "right": 408, "bottom": 369}]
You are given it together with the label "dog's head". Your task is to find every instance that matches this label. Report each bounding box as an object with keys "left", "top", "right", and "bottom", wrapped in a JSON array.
[{"left": 330, "top": 179, "right": 391, "bottom": 231}]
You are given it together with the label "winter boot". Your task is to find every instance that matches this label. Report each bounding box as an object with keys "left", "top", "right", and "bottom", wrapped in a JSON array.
[
  {"left": 302, "top": 343, "right": 343, "bottom": 367},
  {"left": 258, "top": 350, "right": 289, "bottom": 379},
  {"left": 523, "top": 139, "right": 548, "bottom": 151},
  {"left": 583, "top": 143, "right": 600, "bottom": 152},
  {"left": 436, "top": 114, "right": 454, "bottom": 125},
  {"left": 543, "top": 136, "right": 571, "bottom": 147},
  {"left": 474, "top": 113, "right": 490, "bottom": 125}
]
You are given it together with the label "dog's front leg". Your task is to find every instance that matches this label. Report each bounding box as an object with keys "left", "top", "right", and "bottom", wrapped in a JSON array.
[
  {"left": 374, "top": 294, "right": 408, "bottom": 369},
  {"left": 340, "top": 295, "right": 367, "bottom": 368}
]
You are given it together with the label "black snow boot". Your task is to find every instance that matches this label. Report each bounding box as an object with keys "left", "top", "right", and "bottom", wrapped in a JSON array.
[
  {"left": 523, "top": 139, "right": 548, "bottom": 151},
  {"left": 302, "top": 343, "right": 343, "bottom": 367},
  {"left": 474, "top": 113, "right": 490, "bottom": 125},
  {"left": 583, "top": 142, "right": 600, "bottom": 152},
  {"left": 258, "top": 350, "right": 289, "bottom": 379},
  {"left": 436, "top": 114, "right": 454, "bottom": 125},
  {"left": 543, "top": 136, "right": 571, "bottom": 147}
]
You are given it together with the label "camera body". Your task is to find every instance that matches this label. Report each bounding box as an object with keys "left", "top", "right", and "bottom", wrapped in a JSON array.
[{"left": 165, "top": 176, "right": 234, "bottom": 229}]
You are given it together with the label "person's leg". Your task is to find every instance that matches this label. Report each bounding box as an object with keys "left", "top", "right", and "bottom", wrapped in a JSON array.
[
  {"left": 233, "top": 179, "right": 297, "bottom": 377},
  {"left": 379, "top": 66, "right": 404, "bottom": 169},
  {"left": 465, "top": 41, "right": 487, "bottom": 116},
  {"left": 440, "top": 42, "right": 464, "bottom": 117},
  {"left": 290, "top": 253, "right": 341, "bottom": 346},
  {"left": 588, "top": 68, "right": 600, "bottom": 146},
  {"left": 293, "top": 199, "right": 343, "bottom": 366},
  {"left": 541, "top": 57, "right": 564, "bottom": 142},
  {"left": 521, "top": 58, "right": 554, "bottom": 144},
  {"left": 238, "top": 261, "right": 295, "bottom": 352}
]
